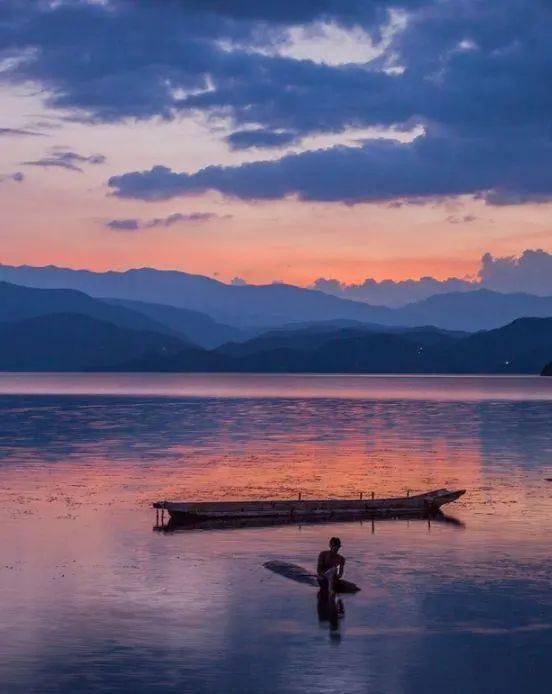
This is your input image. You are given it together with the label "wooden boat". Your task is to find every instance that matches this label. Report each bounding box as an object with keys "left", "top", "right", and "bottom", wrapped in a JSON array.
[{"left": 153, "top": 488, "right": 465, "bottom": 525}]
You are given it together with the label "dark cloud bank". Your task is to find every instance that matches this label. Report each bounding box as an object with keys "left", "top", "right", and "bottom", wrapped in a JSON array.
[
  {"left": 2, "top": 0, "right": 551, "bottom": 205},
  {"left": 0, "top": 0, "right": 552, "bottom": 204},
  {"left": 107, "top": 134, "right": 552, "bottom": 204}
]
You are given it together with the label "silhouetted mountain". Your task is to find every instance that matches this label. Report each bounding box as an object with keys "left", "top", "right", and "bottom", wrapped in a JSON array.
[
  {"left": 217, "top": 324, "right": 461, "bottom": 358},
  {"left": 394, "top": 289, "right": 552, "bottom": 331},
  {"left": 113, "top": 317, "right": 552, "bottom": 374},
  {"left": 104, "top": 297, "right": 247, "bottom": 348},
  {"left": 438, "top": 317, "right": 552, "bottom": 373},
  {"left": 226, "top": 333, "right": 449, "bottom": 374},
  {"left": 0, "top": 281, "right": 174, "bottom": 336},
  {"left": 2, "top": 307, "right": 550, "bottom": 373},
  {"left": 0, "top": 263, "right": 395, "bottom": 326},
  {"left": 542, "top": 362, "right": 552, "bottom": 376},
  {"left": 239, "top": 319, "right": 467, "bottom": 339},
  {"left": 1, "top": 264, "right": 551, "bottom": 332},
  {"left": 0, "top": 313, "right": 186, "bottom": 371}
]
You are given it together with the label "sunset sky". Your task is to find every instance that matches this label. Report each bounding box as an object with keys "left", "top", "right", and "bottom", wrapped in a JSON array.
[{"left": 1, "top": 0, "right": 551, "bottom": 286}]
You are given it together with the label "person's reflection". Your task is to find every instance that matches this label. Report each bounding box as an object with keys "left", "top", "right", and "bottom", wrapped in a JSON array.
[{"left": 317, "top": 590, "right": 344, "bottom": 639}]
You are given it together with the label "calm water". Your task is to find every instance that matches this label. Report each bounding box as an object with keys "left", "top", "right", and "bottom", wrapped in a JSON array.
[{"left": 1, "top": 374, "right": 551, "bottom": 693}]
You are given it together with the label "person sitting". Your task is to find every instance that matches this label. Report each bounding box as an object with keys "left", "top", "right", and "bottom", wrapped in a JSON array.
[{"left": 317, "top": 537, "right": 345, "bottom": 596}]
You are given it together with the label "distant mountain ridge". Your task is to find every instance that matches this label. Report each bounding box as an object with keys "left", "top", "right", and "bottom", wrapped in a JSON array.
[
  {"left": 0, "top": 263, "right": 395, "bottom": 327},
  {"left": 101, "top": 317, "right": 551, "bottom": 374},
  {"left": 0, "top": 281, "right": 245, "bottom": 348},
  {"left": 1, "top": 263, "right": 551, "bottom": 332},
  {"left": 217, "top": 324, "right": 460, "bottom": 359},
  {"left": 112, "top": 317, "right": 552, "bottom": 375},
  {"left": 0, "top": 279, "right": 550, "bottom": 373},
  {"left": 395, "top": 289, "right": 552, "bottom": 331},
  {"left": 0, "top": 281, "right": 174, "bottom": 335},
  {"left": 103, "top": 297, "right": 247, "bottom": 348},
  {"left": 0, "top": 313, "right": 185, "bottom": 371}
]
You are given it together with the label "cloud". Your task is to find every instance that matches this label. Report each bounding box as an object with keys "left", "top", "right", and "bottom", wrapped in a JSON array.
[
  {"left": 0, "top": 127, "right": 44, "bottom": 137},
  {"left": 226, "top": 129, "right": 299, "bottom": 150},
  {"left": 311, "top": 275, "right": 474, "bottom": 307},
  {"left": 108, "top": 133, "right": 552, "bottom": 204},
  {"left": 2, "top": 0, "right": 552, "bottom": 204},
  {"left": 22, "top": 149, "right": 106, "bottom": 173},
  {"left": 479, "top": 250, "right": 552, "bottom": 296},
  {"left": 174, "top": 1, "right": 389, "bottom": 24},
  {"left": 145, "top": 212, "right": 223, "bottom": 227},
  {"left": 0, "top": 171, "right": 24, "bottom": 184},
  {"left": 312, "top": 249, "right": 552, "bottom": 305},
  {"left": 106, "top": 218, "right": 140, "bottom": 231},
  {"left": 446, "top": 214, "right": 477, "bottom": 224},
  {"left": 0, "top": 1, "right": 544, "bottom": 137},
  {"left": 105, "top": 212, "right": 226, "bottom": 231}
]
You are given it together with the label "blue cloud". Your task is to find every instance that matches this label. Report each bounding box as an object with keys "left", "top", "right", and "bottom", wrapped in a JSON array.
[
  {"left": 144, "top": 212, "right": 222, "bottom": 227},
  {"left": 2, "top": 0, "right": 546, "bottom": 139},
  {"left": 106, "top": 218, "right": 140, "bottom": 231},
  {"left": 174, "top": 1, "right": 390, "bottom": 24},
  {"left": 105, "top": 211, "right": 227, "bottom": 230},
  {"left": 226, "top": 129, "right": 299, "bottom": 150},
  {"left": 313, "top": 249, "right": 552, "bottom": 304},
  {"left": 479, "top": 250, "right": 552, "bottom": 295},
  {"left": 312, "top": 275, "right": 474, "bottom": 307},
  {"left": 22, "top": 150, "right": 106, "bottom": 173},
  {"left": 108, "top": 133, "right": 552, "bottom": 204},
  {"left": 2, "top": 0, "right": 551, "bottom": 203}
]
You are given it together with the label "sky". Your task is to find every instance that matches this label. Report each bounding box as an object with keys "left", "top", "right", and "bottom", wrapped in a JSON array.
[{"left": 1, "top": 0, "right": 551, "bottom": 287}]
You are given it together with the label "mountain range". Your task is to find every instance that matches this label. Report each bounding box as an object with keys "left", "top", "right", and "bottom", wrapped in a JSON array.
[
  {"left": 0, "top": 263, "right": 386, "bottom": 327},
  {"left": 0, "top": 281, "right": 247, "bottom": 348},
  {"left": 2, "top": 263, "right": 552, "bottom": 332},
  {"left": 0, "top": 280, "right": 551, "bottom": 373},
  {"left": 0, "top": 313, "right": 184, "bottom": 371},
  {"left": 111, "top": 318, "right": 552, "bottom": 375}
]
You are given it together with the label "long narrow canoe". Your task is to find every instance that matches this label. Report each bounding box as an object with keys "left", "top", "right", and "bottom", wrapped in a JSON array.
[{"left": 153, "top": 488, "right": 465, "bottom": 524}]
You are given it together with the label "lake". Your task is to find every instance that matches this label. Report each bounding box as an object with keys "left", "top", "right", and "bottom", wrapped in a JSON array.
[{"left": 1, "top": 374, "right": 551, "bottom": 693}]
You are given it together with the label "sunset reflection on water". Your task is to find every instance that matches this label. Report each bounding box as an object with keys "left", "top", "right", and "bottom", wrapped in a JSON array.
[{"left": 0, "top": 375, "right": 551, "bottom": 693}]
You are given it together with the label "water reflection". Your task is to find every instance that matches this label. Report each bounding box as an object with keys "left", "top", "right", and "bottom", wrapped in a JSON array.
[
  {"left": 0, "top": 376, "right": 551, "bottom": 693},
  {"left": 1, "top": 393, "right": 550, "bottom": 521},
  {"left": 154, "top": 512, "right": 466, "bottom": 533},
  {"left": 1, "top": 372, "right": 551, "bottom": 400},
  {"left": 317, "top": 594, "right": 345, "bottom": 638}
]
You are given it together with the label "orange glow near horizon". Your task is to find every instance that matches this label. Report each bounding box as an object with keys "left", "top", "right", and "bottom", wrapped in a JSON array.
[
  {"left": 2, "top": 180, "right": 551, "bottom": 285},
  {"left": 1, "top": 88, "right": 551, "bottom": 286}
]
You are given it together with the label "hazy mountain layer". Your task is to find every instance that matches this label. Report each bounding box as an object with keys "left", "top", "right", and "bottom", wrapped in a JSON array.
[
  {"left": 0, "top": 313, "right": 185, "bottom": 371},
  {"left": 110, "top": 318, "right": 552, "bottom": 375},
  {"left": 0, "top": 264, "right": 393, "bottom": 327},
  {"left": 2, "top": 264, "right": 552, "bottom": 332}
]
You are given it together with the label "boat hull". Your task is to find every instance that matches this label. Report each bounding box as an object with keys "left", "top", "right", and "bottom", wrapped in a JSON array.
[{"left": 154, "top": 489, "right": 465, "bottom": 526}]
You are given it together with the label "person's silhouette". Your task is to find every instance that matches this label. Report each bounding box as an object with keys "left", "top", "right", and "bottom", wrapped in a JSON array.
[{"left": 317, "top": 537, "right": 345, "bottom": 598}]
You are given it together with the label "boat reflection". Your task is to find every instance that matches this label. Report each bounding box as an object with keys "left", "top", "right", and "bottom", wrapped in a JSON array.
[{"left": 153, "top": 510, "right": 465, "bottom": 532}]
